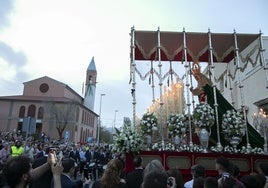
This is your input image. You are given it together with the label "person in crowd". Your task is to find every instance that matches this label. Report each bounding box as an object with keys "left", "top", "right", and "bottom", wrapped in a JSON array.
[
  {"left": 142, "top": 170, "right": 176, "bottom": 188},
  {"left": 96, "top": 147, "right": 107, "bottom": 179},
  {"left": 24, "top": 142, "right": 35, "bottom": 160},
  {"left": 68, "top": 146, "right": 80, "bottom": 180},
  {"left": 218, "top": 176, "right": 237, "bottom": 188},
  {"left": 240, "top": 174, "right": 262, "bottom": 188},
  {"left": 167, "top": 168, "right": 184, "bottom": 188},
  {"left": 215, "top": 156, "right": 244, "bottom": 188},
  {"left": 2, "top": 153, "right": 60, "bottom": 188},
  {"left": 0, "top": 142, "right": 9, "bottom": 169},
  {"left": 51, "top": 157, "right": 83, "bottom": 188},
  {"left": 10, "top": 140, "right": 24, "bottom": 157},
  {"left": 252, "top": 173, "right": 266, "bottom": 188},
  {"left": 30, "top": 146, "right": 55, "bottom": 188},
  {"left": 204, "top": 177, "right": 218, "bottom": 188},
  {"left": 90, "top": 158, "right": 127, "bottom": 188},
  {"left": 79, "top": 146, "right": 87, "bottom": 175},
  {"left": 35, "top": 143, "right": 45, "bottom": 159},
  {"left": 126, "top": 155, "right": 144, "bottom": 188},
  {"left": 143, "top": 159, "right": 165, "bottom": 180},
  {"left": 257, "top": 162, "right": 268, "bottom": 188},
  {"left": 192, "top": 176, "right": 204, "bottom": 188},
  {"left": 85, "top": 145, "right": 99, "bottom": 180},
  {"left": 184, "top": 164, "right": 205, "bottom": 188},
  {"left": 69, "top": 146, "right": 80, "bottom": 163},
  {"left": 215, "top": 156, "right": 232, "bottom": 179},
  {"left": 231, "top": 164, "right": 244, "bottom": 187}
]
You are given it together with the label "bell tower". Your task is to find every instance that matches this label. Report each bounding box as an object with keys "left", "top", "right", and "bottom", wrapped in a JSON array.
[{"left": 84, "top": 56, "right": 97, "bottom": 111}]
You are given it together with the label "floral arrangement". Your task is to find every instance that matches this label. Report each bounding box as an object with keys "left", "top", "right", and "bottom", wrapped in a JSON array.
[
  {"left": 168, "top": 113, "right": 187, "bottom": 136},
  {"left": 113, "top": 123, "right": 143, "bottom": 153},
  {"left": 193, "top": 102, "right": 215, "bottom": 129},
  {"left": 210, "top": 145, "right": 263, "bottom": 154},
  {"left": 152, "top": 142, "right": 203, "bottom": 152},
  {"left": 221, "top": 109, "right": 246, "bottom": 141},
  {"left": 140, "top": 112, "right": 158, "bottom": 135},
  {"left": 179, "top": 144, "right": 203, "bottom": 152},
  {"left": 152, "top": 142, "right": 175, "bottom": 151},
  {"left": 150, "top": 141, "right": 264, "bottom": 154}
]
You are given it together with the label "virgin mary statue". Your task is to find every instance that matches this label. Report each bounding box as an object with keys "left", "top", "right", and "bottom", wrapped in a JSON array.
[{"left": 190, "top": 61, "right": 263, "bottom": 148}]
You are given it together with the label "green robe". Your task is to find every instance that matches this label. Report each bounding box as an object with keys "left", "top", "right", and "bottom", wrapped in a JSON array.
[{"left": 203, "top": 84, "right": 264, "bottom": 148}]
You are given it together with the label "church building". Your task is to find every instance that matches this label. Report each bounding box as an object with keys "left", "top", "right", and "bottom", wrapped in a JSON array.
[{"left": 0, "top": 57, "right": 98, "bottom": 143}]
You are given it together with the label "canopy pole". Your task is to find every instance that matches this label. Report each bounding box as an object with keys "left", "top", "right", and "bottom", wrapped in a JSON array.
[
  {"left": 157, "top": 27, "right": 165, "bottom": 149},
  {"left": 259, "top": 30, "right": 268, "bottom": 89},
  {"left": 234, "top": 29, "right": 251, "bottom": 151},
  {"left": 183, "top": 28, "right": 193, "bottom": 148},
  {"left": 150, "top": 61, "right": 156, "bottom": 102},
  {"left": 130, "top": 26, "right": 137, "bottom": 126},
  {"left": 189, "top": 61, "right": 196, "bottom": 109},
  {"left": 208, "top": 29, "right": 222, "bottom": 151}
]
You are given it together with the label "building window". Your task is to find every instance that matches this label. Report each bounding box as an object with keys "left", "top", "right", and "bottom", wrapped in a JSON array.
[
  {"left": 76, "top": 107, "right": 79, "bottom": 122},
  {"left": 82, "top": 111, "right": 84, "bottom": 124},
  {"left": 39, "top": 83, "right": 49, "bottom": 93},
  {"left": 27, "top": 105, "right": 36, "bottom": 117},
  {"left": 37, "top": 107, "right": 44, "bottom": 119},
  {"left": 19, "top": 106, "right": 26, "bottom": 118}
]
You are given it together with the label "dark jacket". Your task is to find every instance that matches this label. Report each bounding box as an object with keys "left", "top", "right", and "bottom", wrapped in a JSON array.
[
  {"left": 30, "top": 156, "right": 53, "bottom": 188},
  {"left": 51, "top": 174, "right": 83, "bottom": 188},
  {"left": 126, "top": 168, "right": 144, "bottom": 188}
]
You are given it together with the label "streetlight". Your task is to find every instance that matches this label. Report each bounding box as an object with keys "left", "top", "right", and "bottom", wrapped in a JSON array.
[
  {"left": 97, "top": 93, "right": 105, "bottom": 146},
  {"left": 113, "top": 110, "right": 118, "bottom": 132}
]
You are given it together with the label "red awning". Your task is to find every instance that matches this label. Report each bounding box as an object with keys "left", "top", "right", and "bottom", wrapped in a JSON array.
[{"left": 133, "top": 30, "right": 260, "bottom": 63}]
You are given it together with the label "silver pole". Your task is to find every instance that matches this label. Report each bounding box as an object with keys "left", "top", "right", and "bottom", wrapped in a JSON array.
[
  {"left": 97, "top": 93, "right": 105, "bottom": 146},
  {"left": 151, "top": 61, "right": 156, "bottom": 102},
  {"left": 183, "top": 28, "right": 193, "bottom": 148},
  {"left": 208, "top": 29, "right": 222, "bottom": 151},
  {"left": 189, "top": 63, "right": 196, "bottom": 110},
  {"left": 157, "top": 27, "right": 165, "bottom": 148},
  {"left": 130, "top": 26, "right": 137, "bottom": 126},
  {"left": 234, "top": 30, "right": 251, "bottom": 151}
]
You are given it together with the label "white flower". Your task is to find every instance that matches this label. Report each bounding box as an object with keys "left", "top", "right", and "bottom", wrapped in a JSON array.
[
  {"left": 221, "top": 109, "right": 246, "bottom": 141},
  {"left": 193, "top": 102, "right": 215, "bottom": 128},
  {"left": 140, "top": 112, "right": 158, "bottom": 135},
  {"left": 168, "top": 113, "right": 188, "bottom": 136},
  {"left": 113, "top": 123, "right": 143, "bottom": 153}
]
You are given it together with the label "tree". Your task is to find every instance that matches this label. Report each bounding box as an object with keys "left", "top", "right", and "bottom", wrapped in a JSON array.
[
  {"left": 100, "top": 126, "right": 113, "bottom": 144},
  {"left": 45, "top": 102, "right": 77, "bottom": 140}
]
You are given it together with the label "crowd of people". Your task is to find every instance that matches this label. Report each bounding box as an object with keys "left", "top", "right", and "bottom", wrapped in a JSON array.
[{"left": 1, "top": 131, "right": 268, "bottom": 188}]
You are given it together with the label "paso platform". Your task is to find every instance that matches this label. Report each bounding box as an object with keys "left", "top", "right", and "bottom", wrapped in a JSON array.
[{"left": 125, "top": 150, "right": 268, "bottom": 181}]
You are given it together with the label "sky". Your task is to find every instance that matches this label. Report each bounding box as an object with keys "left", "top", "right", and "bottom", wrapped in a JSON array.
[{"left": 0, "top": 0, "right": 268, "bottom": 128}]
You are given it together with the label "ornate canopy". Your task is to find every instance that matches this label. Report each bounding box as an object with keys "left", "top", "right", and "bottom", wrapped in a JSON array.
[{"left": 133, "top": 30, "right": 260, "bottom": 63}]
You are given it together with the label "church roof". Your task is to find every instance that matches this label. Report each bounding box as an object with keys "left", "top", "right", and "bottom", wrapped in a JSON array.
[{"left": 87, "top": 56, "right": 97, "bottom": 72}]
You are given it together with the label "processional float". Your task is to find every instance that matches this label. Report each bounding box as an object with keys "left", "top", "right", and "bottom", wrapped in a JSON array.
[{"left": 129, "top": 26, "right": 267, "bottom": 151}]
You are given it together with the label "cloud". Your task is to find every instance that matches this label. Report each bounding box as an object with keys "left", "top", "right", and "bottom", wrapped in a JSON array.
[
  {"left": 0, "top": 41, "right": 27, "bottom": 67},
  {"left": 0, "top": 41, "right": 30, "bottom": 95},
  {"left": 0, "top": 0, "right": 15, "bottom": 31}
]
